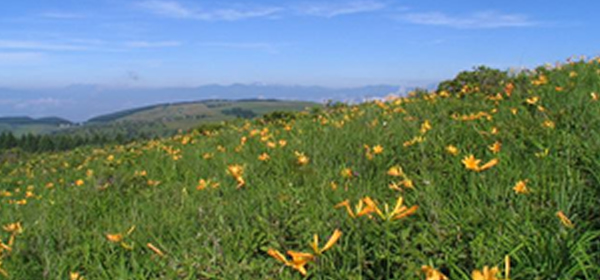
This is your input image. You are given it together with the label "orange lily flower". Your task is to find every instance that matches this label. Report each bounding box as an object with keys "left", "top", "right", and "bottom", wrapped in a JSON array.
[
  {"left": 472, "top": 266, "right": 500, "bottom": 280},
  {"left": 556, "top": 211, "right": 574, "bottom": 228},
  {"left": 267, "top": 249, "right": 314, "bottom": 276},
  {"left": 462, "top": 155, "right": 481, "bottom": 171},
  {"left": 479, "top": 158, "right": 499, "bottom": 171},
  {"left": 387, "top": 166, "right": 405, "bottom": 177},
  {"left": 310, "top": 229, "right": 342, "bottom": 255},
  {"left": 421, "top": 265, "right": 448, "bottom": 280},
  {"left": 488, "top": 142, "right": 501, "bottom": 154},
  {"left": 147, "top": 243, "right": 165, "bottom": 257},
  {"left": 513, "top": 180, "right": 529, "bottom": 194}
]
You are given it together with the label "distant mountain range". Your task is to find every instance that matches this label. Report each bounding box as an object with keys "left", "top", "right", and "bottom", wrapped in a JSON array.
[{"left": 0, "top": 83, "right": 437, "bottom": 122}]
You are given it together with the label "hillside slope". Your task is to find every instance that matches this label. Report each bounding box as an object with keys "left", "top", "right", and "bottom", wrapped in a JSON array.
[{"left": 0, "top": 59, "right": 599, "bottom": 279}]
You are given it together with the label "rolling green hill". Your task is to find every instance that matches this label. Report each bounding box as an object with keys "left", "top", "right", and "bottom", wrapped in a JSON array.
[
  {"left": 0, "top": 117, "right": 73, "bottom": 136},
  {"left": 66, "top": 99, "right": 319, "bottom": 138},
  {"left": 1, "top": 99, "right": 319, "bottom": 138}
]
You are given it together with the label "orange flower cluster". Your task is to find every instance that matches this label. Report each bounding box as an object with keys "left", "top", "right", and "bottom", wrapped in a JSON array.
[{"left": 267, "top": 229, "right": 342, "bottom": 276}]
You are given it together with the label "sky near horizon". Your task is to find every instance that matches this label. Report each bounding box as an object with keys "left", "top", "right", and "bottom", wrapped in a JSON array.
[{"left": 0, "top": 0, "right": 599, "bottom": 89}]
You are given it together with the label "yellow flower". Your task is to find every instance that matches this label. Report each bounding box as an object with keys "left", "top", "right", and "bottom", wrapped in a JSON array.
[
  {"left": 389, "top": 181, "right": 403, "bottom": 191},
  {"left": 387, "top": 165, "right": 405, "bottom": 177},
  {"left": 267, "top": 249, "right": 314, "bottom": 276},
  {"left": 355, "top": 196, "right": 418, "bottom": 221},
  {"left": 105, "top": 233, "right": 124, "bottom": 243},
  {"left": 421, "top": 265, "right": 448, "bottom": 280},
  {"left": 472, "top": 266, "right": 500, "bottom": 280},
  {"left": 526, "top": 96, "right": 539, "bottom": 105},
  {"left": 227, "top": 164, "right": 244, "bottom": 181},
  {"left": 340, "top": 168, "right": 354, "bottom": 179},
  {"left": 402, "top": 179, "right": 414, "bottom": 189},
  {"left": 479, "top": 158, "right": 499, "bottom": 171},
  {"left": 295, "top": 151, "right": 309, "bottom": 166},
  {"left": 0, "top": 241, "right": 11, "bottom": 253},
  {"left": 310, "top": 229, "right": 342, "bottom": 255},
  {"left": 3, "top": 222, "right": 23, "bottom": 235},
  {"left": 372, "top": 145, "right": 384, "bottom": 154},
  {"left": 488, "top": 142, "right": 501, "bottom": 154},
  {"left": 147, "top": 243, "right": 165, "bottom": 257},
  {"left": 364, "top": 145, "right": 374, "bottom": 160},
  {"left": 556, "top": 211, "right": 574, "bottom": 228},
  {"left": 535, "top": 148, "right": 550, "bottom": 158},
  {"left": 278, "top": 139, "right": 287, "bottom": 147},
  {"left": 70, "top": 272, "right": 85, "bottom": 280},
  {"left": 531, "top": 75, "right": 548, "bottom": 86},
  {"left": 105, "top": 225, "right": 136, "bottom": 244},
  {"left": 258, "top": 153, "right": 270, "bottom": 161},
  {"left": 0, "top": 260, "right": 7, "bottom": 277},
  {"left": 543, "top": 120, "right": 555, "bottom": 129},
  {"left": 196, "top": 179, "right": 209, "bottom": 190},
  {"left": 420, "top": 120, "right": 432, "bottom": 134},
  {"left": 388, "top": 196, "right": 419, "bottom": 221},
  {"left": 504, "top": 83, "right": 514, "bottom": 97},
  {"left": 446, "top": 145, "right": 459, "bottom": 156},
  {"left": 357, "top": 196, "right": 385, "bottom": 219},
  {"left": 335, "top": 200, "right": 356, "bottom": 218},
  {"left": 75, "top": 179, "right": 85, "bottom": 186},
  {"left": 591, "top": 92, "right": 598, "bottom": 101},
  {"left": 513, "top": 180, "right": 529, "bottom": 194},
  {"left": 147, "top": 180, "right": 161, "bottom": 187},
  {"left": 462, "top": 155, "right": 481, "bottom": 171}
]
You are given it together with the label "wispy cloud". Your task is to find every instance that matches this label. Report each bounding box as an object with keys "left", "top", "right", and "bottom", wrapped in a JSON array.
[
  {"left": 137, "top": 0, "right": 282, "bottom": 21},
  {"left": 0, "top": 52, "right": 44, "bottom": 64},
  {"left": 198, "top": 42, "right": 280, "bottom": 54},
  {"left": 14, "top": 98, "right": 65, "bottom": 109},
  {"left": 0, "top": 39, "right": 182, "bottom": 52},
  {"left": 399, "top": 11, "right": 538, "bottom": 29},
  {"left": 0, "top": 40, "right": 90, "bottom": 51},
  {"left": 124, "top": 41, "right": 182, "bottom": 48},
  {"left": 40, "top": 12, "right": 87, "bottom": 19},
  {"left": 298, "top": 1, "right": 386, "bottom": 18}
]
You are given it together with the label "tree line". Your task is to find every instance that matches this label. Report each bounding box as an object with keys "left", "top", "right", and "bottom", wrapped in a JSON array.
[{"left": 0, "top": 132, "right": 141, "bottom": 153}]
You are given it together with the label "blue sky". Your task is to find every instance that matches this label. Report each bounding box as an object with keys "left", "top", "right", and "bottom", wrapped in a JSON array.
[{"left": 0, "top": 0, "right": 599, "bottom": 89}]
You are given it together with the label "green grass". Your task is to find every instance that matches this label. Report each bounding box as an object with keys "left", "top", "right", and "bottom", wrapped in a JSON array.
[{"left": 1, "top": 59, "right": 599, "bottom": 279}]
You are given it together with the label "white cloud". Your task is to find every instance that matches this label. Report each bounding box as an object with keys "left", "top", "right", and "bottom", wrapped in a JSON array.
[
  {"left": 41, "top": 12, "right": 86, "bottom": 19},
  {"left": 198, "top": 42, "right": 279, "bottom": 53},
  {"left": 400, "top": 11, "right": 537, "bottom": 29},
  {"left": 14, "top": 98, "right": 64, "bottom": 109},
  {"left": 298, "top": 1, "right": 386, "bottom": 17},
  {"left": 124, "top": 41, "right": 182, "bottom": 48},
  {"left": 137, "top": 0, "right": 282, "bottom": 21},
  {"left": 0, "top": 39, "right": 181, "bottom": 52},
  {"left": 0, "top": 52, "right": 44, "bottom": 63},
  {"left": 0, "top": 40, "right": 91, "bottom": 51}
]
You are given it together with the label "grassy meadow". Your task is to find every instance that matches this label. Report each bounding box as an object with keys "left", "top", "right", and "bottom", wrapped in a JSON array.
[{"left": 1, "top": 58, "right": 600, "bottom": 279}]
